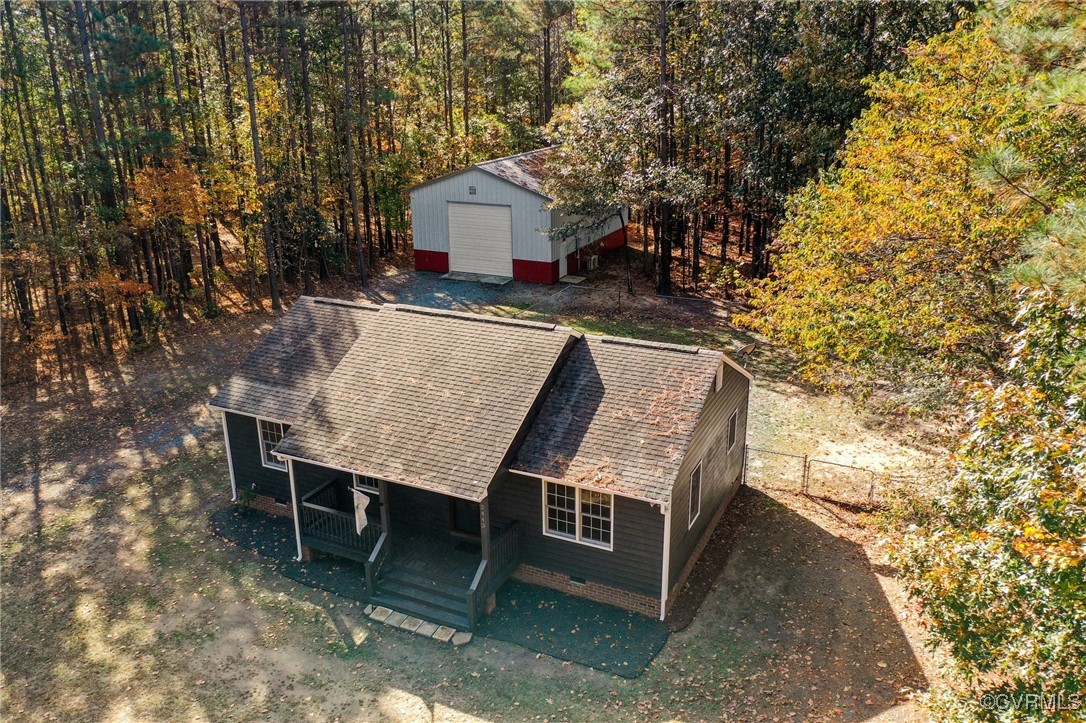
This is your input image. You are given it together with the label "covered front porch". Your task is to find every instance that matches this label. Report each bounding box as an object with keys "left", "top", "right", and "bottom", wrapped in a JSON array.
[{"left": 293, "top": 472, "right": 520, "bottom": 629}]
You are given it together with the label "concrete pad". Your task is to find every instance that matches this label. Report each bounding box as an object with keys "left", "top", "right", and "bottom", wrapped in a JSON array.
[
  {"left": 416, "top": 621, "right": 439, "bottom": 638},
  {"left": 369, "top": 606, "right": 392, "bottom": 622},
  {"left": 559, "top": 275, "right": 586, "bottom": 284},
  {"left": 440, "top": 271, "right": 511, "bottom": 286},
  {"left": 432, "top": 626, "right": 456, "bottom": 643},
  {"left": 399, "top": 616, "right": 424, "bottom": 633},
  {"left": 451, "top": 632, "right": 473, "bottom": 646},
  {"left": 385, "top": 611, "right": 408, "bottom": 628}
]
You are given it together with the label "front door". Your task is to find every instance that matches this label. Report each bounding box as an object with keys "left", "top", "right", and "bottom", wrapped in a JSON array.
[{"left": 449, "top": 497, "right": 481, "bottom": 537}]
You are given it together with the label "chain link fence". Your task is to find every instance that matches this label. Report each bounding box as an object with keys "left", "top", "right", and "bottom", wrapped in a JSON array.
[{"left": 744, "top": 445, "right": 894, "bottom": 508}]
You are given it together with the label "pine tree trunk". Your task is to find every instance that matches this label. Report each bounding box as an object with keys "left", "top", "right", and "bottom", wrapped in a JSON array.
[{"left": 239, "top": 1, "right": 282, "bottom": 311}]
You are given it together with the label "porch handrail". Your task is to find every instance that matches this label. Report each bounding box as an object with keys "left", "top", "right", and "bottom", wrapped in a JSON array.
[
  {"left": 466, "top": 521, "right": 521, "bottom": 626},
  {"left": 301, "top": 477, "right": 337, "bottom": 504},
  {"left": 365, "top": 532, "right": 390, "bottom": 595}
]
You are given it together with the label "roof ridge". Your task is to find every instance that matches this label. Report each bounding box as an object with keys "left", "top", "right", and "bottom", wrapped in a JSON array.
[
  {"left": 597, "top": 335, "right": 706, "bottom": 355},
  {"left": 387, "top": 303, "right": 567, "bottom": 332},
  {"left": 309, "top": 297, "right": 382, "bottom": 311},
  {"left": 475, "top": 146, "right": 553, "bottom": 167}
]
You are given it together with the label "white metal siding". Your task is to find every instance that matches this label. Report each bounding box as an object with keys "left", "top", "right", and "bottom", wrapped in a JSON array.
[
  {"left": 410, "top": 168, "right": 554, "bottom": 262},
  {"left": 448, "top": 203, "right": 513, "bottom": 276}
]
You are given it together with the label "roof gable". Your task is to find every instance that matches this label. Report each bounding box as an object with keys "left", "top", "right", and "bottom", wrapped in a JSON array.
[
  {"left": 512, "top": 336, "right": 725, "bottom": 504},
  {"left": 209, "top": 297, "right": 379, "bottom": 424},
  {"left": 408, "top": 148, "right": 554, "bottom": 200},
  {"left": 274, "top": 305, "right": 577, "bottom": 500}
]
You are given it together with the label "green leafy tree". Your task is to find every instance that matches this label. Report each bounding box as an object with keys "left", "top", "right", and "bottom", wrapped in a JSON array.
[{"left": 749, "top": 22, "right": 1049, "bottom": 391}]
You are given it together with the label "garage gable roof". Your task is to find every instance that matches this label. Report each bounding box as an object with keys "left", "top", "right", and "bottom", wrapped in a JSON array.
[
  {"left": 408, "top": 148, "right": 554, "bottom": 200},
  {"left": 274, "top": 305, "right": 577, "bottom": 500},
  {"left": 511, "top": 336, "right": 726, "bottom": 505},
  {"left": 209, "top": 297, "right": 379, "bottom": 424}
]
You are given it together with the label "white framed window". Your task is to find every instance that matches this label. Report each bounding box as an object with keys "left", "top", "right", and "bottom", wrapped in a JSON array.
[
  {"left": 688, "top": 462, "right": 702, "bottom": 528},
  {"left": 728, "top": 409, "right": 739, "bottom": 452},
  {"left": 542, "top": 480, "right": 613, "bottom": 550},
  {"left": 258, "top": 419, "right": 287, "bottom": 471},
  {"left": 352, "top": 474, "right": 380, "bottom": 495}
]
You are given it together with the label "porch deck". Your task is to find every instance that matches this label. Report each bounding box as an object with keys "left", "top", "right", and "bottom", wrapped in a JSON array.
[{"left": 386, "top": 527, "right": 483, "bottom": 587}]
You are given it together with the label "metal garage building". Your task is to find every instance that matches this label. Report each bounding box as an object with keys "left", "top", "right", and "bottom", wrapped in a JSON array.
[{"left": 409, "top": 148, "right": 626, "bottom": 284}]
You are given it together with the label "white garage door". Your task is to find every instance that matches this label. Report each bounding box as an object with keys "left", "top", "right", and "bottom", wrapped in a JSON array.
[{"left": 447, "top": 202, "right": 513, "bottom": 277}]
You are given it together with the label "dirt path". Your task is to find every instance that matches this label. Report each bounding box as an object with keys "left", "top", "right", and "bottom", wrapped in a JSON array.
[{"left": 2, "top": 269, "right": 947, "bottom": 721}]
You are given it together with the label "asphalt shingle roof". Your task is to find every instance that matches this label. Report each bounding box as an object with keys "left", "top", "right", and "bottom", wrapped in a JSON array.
[
  {"left": 209, "top": 297, "right": 379, "bottom": 424},
  {"left": 512, "top": 336, "right": 724, "bottom": 504},
  {"left": 274, "top": 305, "right": 577, "bottom": 500}
]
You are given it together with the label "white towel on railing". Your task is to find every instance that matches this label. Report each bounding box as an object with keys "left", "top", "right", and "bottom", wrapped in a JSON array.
[{"left": 352, "top": 488, "right": 370, "bottom": 535}]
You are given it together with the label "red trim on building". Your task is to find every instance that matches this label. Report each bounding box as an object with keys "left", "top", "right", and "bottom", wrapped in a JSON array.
[
  {"left": 597, "top": 226, "right": 626, "bottom": 252},
  {"left": 512, "top": 258, "right": 560, "bottom": 284},
  {"left": 413, "top": 249, "right": 450, "bottom": 273},
  {"left": 566, "top": 250, "right": 582, "bottom": 275}
]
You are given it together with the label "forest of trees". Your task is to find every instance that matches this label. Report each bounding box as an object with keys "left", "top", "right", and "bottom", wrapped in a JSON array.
[
  {"left": 754, "top": 1, "right": 1084, "bottom": 715},
  {"left": 0, "top": 0, "right": 964, "bottom": 360},
  {"left": 3, "top": 0, "right": 1084, "bottom": 719}
]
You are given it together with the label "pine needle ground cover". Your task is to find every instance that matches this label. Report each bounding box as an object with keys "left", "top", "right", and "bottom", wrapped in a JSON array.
[{"left": 210, "top": 506, "right": 669, "bottom": 676}]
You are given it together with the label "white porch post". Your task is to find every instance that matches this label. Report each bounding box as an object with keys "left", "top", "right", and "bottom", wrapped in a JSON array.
[
  {"left": 220, "top": 411, "right": 238, "bottom": 502},
  {"left": 287, "top": 459, "right": 304, "bottom": 561}
]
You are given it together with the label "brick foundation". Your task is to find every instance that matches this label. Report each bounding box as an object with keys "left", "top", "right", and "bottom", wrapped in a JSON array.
[
  {"left": 244, "top": 493, "right": 294, "bottom": 519},
  {"left": 512, "top": 563, "right": 659, "bottom": 619}
]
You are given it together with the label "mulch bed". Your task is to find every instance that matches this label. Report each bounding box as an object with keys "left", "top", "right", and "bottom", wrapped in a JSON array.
[
  {"left": 209, "top": 506, "right": 371, "bottom": 602},
  {"left": 475, "top": 580, "right": 669, "bottom": 679},
  {"left": 211, "top": 506, "right": 674, "bottom": 676}
]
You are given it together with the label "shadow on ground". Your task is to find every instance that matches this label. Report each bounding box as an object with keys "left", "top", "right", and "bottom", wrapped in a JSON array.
[{"left": 662, "top": 485, "right": 929, "bottom": 720}]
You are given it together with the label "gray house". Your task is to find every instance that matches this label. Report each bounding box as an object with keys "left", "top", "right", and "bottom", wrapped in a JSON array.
[{"left": 210, "top": 297, "right": 752, "bottom": 629}]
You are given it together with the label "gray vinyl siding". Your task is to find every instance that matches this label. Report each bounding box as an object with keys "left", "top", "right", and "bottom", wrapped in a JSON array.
[
  {"left": 292, "top": 460, "right": 341, "bottom": 499},
  {"left": 225, "top": 412, "right": 291, "bottom": 502},
  {"left": 668, "top": 365, "right": 750, "bottom": 590},
  {"left": 490, "top": 471, "right": 664, "bottom": 597},
  {"left": 387, "top": 484, "right": 449, "bottom": 530},
  {"left": 410, "top": 168, "right": 554, "bottom": 262}
]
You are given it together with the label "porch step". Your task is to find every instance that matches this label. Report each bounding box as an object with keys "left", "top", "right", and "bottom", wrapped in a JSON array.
[
  {"left": 380, "top": 567, "right": 469, "bottom": 599},
  {"left": 369, "top": 591, "right": 470, "bottom": 630},
  {"left": 373, "top": 566, "right": 472, "bottom": 629}
]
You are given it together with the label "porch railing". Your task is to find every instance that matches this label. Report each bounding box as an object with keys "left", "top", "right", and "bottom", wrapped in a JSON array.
[
  {"left": 466, "top": 521, "right": 520, "bottom": 626},
  {"left": 300, "top": 479, "right": 381, "bottom": 560},
  {"left": 365, "top": 532, "right": 390, "bottom": 595}
]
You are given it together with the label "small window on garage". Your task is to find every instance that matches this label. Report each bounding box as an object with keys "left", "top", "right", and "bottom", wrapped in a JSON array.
[{"left": 728, "top": 409, "right": 739, "bottom": 452}]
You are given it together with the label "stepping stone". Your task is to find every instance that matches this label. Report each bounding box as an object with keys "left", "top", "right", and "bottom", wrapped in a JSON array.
[
  {"left": 399, "top": 616, "right": 423, "bottom": 632},
  {"left": 385, "top": 611, "right": 407, "bottom": 628},
  {"left": 432, "top": 626, "right": 456, "bottom": 643},
  {"left": 451, "top": 632, "right": 473, "bottom": 646},
  {"left": 364, "top": 604, "right": 374, "bottom": 616},
  {"left": 416, "top": 621, "right": 439, "bottom": 638},
  {"left": 369, "top": 606, "right": 392, "bottom": 622}
]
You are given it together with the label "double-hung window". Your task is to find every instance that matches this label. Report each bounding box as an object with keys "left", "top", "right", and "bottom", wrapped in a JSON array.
[
  {"left": 543, "top": 481, "right": 613, "bottom": 550},
  {"left": 258, "top": 419, "right": 287, "bottom": 471}
]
